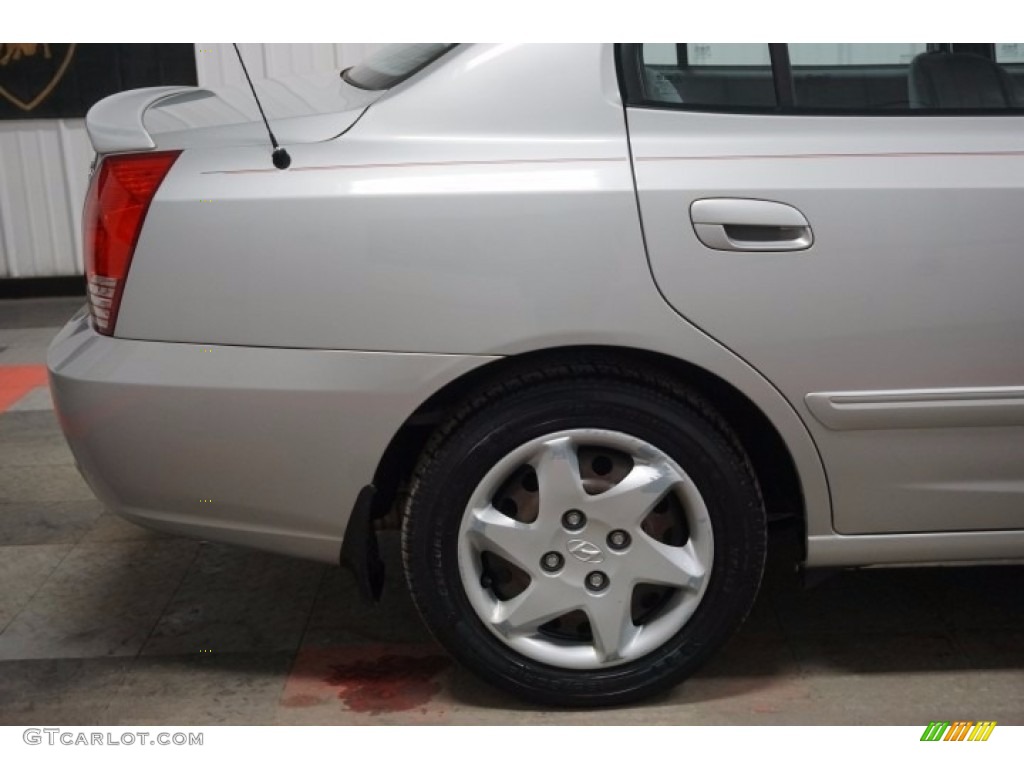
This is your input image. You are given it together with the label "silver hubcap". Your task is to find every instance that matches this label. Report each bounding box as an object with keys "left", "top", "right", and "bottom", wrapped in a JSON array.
[{"left": 457, "top": 429, "right": 714, "bottom": 669}]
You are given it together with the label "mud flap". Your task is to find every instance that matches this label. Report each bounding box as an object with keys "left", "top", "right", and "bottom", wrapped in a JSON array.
[{"left": 340, "top": 485, "right": 386, "bottom": 602}]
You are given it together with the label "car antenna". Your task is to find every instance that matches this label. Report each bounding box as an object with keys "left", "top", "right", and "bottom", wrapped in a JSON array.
[{"left": 232, "top": 43, "right": 291, "bottom": 170}]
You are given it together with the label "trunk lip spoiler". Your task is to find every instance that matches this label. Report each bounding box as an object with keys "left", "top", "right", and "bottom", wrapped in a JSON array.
[{"left": 86, "top": 86, "right": 216, "bottom": 154}]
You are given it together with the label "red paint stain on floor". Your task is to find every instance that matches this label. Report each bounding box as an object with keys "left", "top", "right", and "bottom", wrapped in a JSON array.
[
  {"left": 0, "top": 365, "right": 48, "bottom": 413},
  {"left": 324, "top": 653, "right": 450, "bottom": 714},
  {"left": 281, "top": 644, "right": 450, "bottom": 716}
]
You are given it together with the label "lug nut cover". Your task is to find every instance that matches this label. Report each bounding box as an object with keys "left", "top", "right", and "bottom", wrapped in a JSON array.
[
  {"left": 607, "top": 529, "right": 631, "bottom": 550},
  {"left": 585, "top": 571, "right": 608, "bottom": 591},
  {"left": 562, "top": 510, "right": 586, "bottom": 530},
  {"left": 541, "top": 551, "right": 564, "bottom": 572}
]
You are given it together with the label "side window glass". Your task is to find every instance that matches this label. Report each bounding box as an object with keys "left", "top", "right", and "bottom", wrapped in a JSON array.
[
  {"left": 630, "top": 44, "right": 1024, "bottom": 113},
  {"left": 905, "top": 45, "right": 1019, "bottom": 110},
  {"left": 995, "top": 43, "right": 1024, "bottom": 63},
  {"left": 789, "top": 44, "right": 926, "bottom": 111},
  {"left": 995, "top": 44, "right": 1024, "bottom": 106},
  {"left": 638, "top": 44, "right": 775, "bottom": 109}
]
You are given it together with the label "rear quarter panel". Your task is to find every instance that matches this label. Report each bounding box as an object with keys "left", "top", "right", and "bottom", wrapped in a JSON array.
[{"left": 114, "top": 44, "right": 832, "bottom": 554}]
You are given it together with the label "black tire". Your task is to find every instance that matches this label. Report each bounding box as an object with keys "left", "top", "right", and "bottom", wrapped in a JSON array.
[{"left": 401, "top": 362, "right": 766, "bottom": 706}]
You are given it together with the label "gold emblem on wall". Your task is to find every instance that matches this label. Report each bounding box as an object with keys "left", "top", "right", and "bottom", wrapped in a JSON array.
[{"left": 0, "top": 43, "right": 77, "bottom": 112}]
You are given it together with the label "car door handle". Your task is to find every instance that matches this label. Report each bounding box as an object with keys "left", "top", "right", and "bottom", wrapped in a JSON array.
[{"left": 690, "top": 198, "right": 813, "bottom": 252}]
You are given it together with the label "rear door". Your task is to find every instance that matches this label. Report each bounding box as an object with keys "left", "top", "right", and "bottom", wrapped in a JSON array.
[{"left": 622, "top": 43, "right": 1024, "bottom": 535}]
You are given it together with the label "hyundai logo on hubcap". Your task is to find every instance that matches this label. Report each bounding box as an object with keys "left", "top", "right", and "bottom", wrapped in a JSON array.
[{"left": 566, "top": 538, "right": 604, "bottom": 564}]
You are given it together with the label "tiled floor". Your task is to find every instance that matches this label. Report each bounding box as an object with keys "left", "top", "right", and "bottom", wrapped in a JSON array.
[{"left": 0, "top": 296, "right": 1021, "bottom": 725}]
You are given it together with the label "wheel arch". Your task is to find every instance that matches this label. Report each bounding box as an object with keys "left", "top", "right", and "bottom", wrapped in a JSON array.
[{"left": 370, "top": 345, "right": 810, "bottom": 558}]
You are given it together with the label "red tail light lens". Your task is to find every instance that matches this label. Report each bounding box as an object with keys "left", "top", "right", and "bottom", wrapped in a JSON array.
[{"left": 84, "top": 150, "right": 180, "bottom": 335}]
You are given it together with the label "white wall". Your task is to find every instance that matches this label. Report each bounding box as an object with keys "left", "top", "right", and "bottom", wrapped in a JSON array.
[
  {"left": 0, "top": 117, "right": 93, "bottom": 278},
  {"left": 194, "top": 43, "right": 380, "bottom": 88},
  {"left": 0, "top": 44, "right": 380, "bottom": 279}
]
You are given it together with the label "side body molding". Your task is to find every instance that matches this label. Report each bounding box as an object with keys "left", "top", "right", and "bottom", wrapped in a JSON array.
[{"left": 806, "top": 386, "right": 1024, "bottom": 431}]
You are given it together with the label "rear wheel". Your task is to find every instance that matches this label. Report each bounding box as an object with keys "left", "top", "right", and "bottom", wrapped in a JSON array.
[{"left": 401, "top": 369, "right": 766, "bottom": 706}]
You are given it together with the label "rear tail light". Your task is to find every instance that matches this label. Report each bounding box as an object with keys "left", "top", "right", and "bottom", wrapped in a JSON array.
[{"left": 84, "top": 150, "right": 180, "bottom": 335}]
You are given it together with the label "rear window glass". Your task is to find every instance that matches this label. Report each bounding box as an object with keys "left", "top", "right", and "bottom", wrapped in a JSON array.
[{"left": 343, "top": 44, "right": 456, "bottom": 90}]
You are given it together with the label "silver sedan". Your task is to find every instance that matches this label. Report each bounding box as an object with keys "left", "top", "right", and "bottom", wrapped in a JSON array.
[{"left": 48, "top": 43, "right": 1024, "bottom": 705}]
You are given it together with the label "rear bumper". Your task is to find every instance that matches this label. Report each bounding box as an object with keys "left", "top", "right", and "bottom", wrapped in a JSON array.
[{"left": 47, "top": 310, "right": 497, "bottom": 563}]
